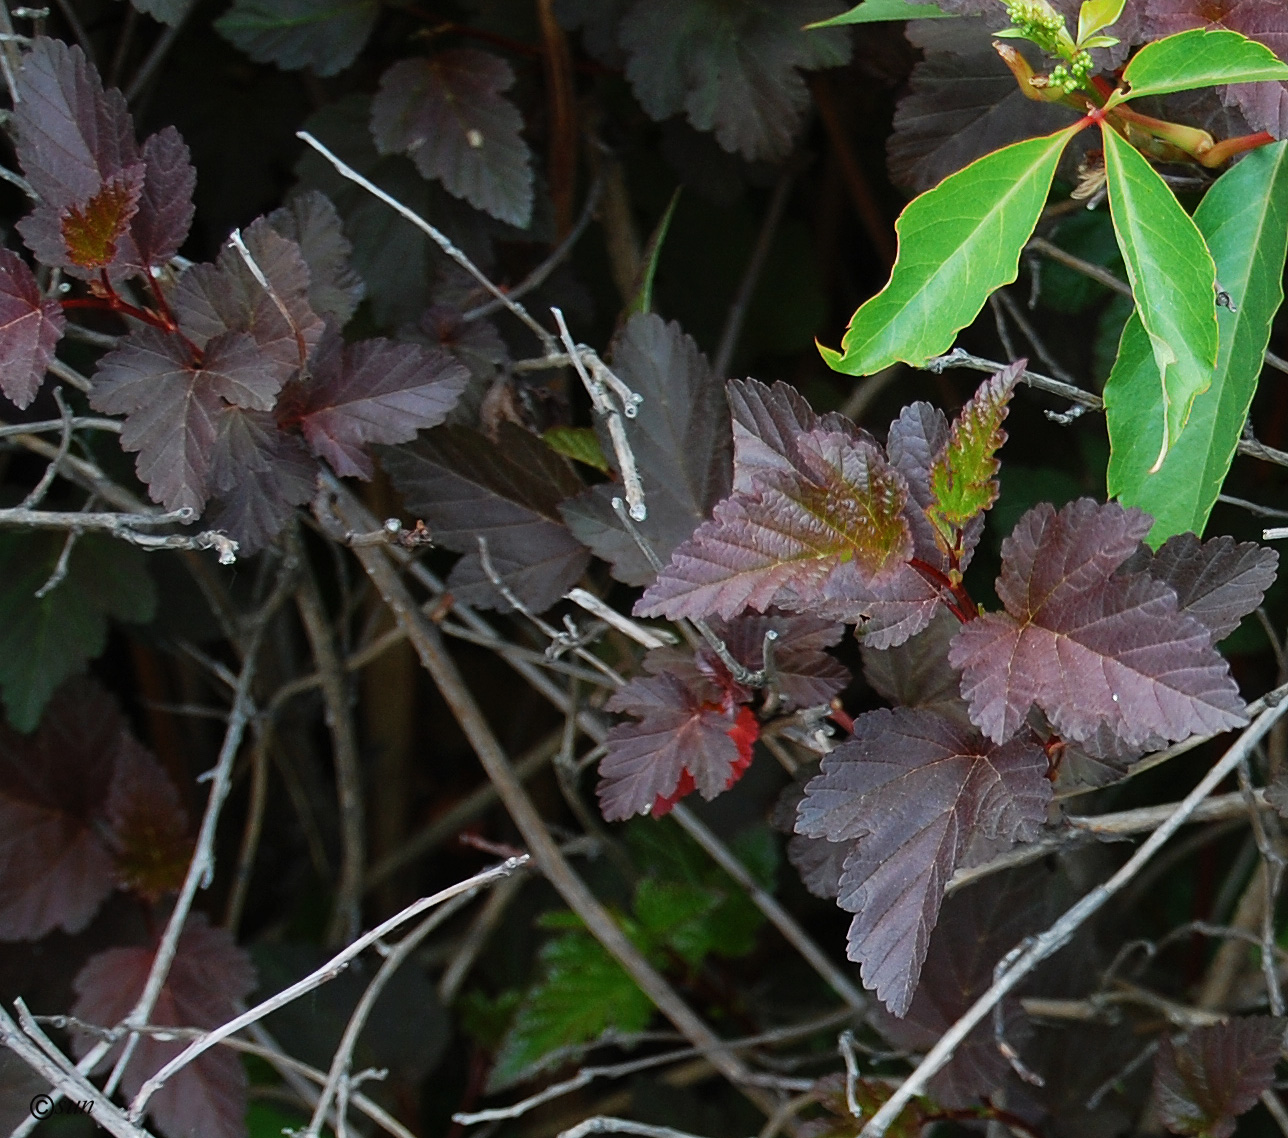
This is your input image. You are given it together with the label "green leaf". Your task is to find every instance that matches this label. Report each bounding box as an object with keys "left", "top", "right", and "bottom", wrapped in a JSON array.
[
  {"left": 491, "top": 931, "right": 653, "bottom": 1087},
  {"left": 634, "top": 879, "right": 723, "bottom": 966},
  {"left": 1077, "top": 0, "right": 1126, "bottom": 45},
  {"left": 822, "top": 125, "right": 1081, "bottom": 377},
  {"left": 542, "top": 426, "right": 611, "bottom": 473},
  {"left": 1101, "top": 123, "right": 1218, "bottom": 470},
  {"left": 1107, "top": 142, "right": 1288, "bottom": 543},
  {"left": 628, "top": 188, "right": 682, "bottom": 318},
  {"left": 807, "top": 0, "right": 952, "bottom": 25},
  {"left": 1114, "top": 29, "right": 1288, "bottom": 103},
  {"left": 215, "top": 0, "right": 377, "bottom": 77},
  {"left": 0, "top": 533, "right": 156, "bottom": 731}
]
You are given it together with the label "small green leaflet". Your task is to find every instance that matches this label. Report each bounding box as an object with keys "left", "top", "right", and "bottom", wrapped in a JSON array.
[
  {"left": 627, "top": 187, "right": 681, "bottom": 318},
  {"left": 1076, "top": 0, "right": 1126, "bottom": 45},
  {"left": 1101, "top": 124, "right": 1217, "bottom": 471},
  {"left": 1111, "top": 29, "right": 1288, "bottom": 105},
  {"left": 542, "top": 426, "right": 611, "bottom": 473},
  {"left": 822, "top": 124, "right": 1082, "bottom": 377},
  {"left": 807, "top": 0, "right": 953, "bottom": 24},
  {"left": 1107, "top": 142, "right": 1288, "bottom": 543}
]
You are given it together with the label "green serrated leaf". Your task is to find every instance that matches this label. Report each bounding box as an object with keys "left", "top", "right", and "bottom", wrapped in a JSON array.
[
  {"left": 806, "top": 0, "right": 953, "bottom": 24},
  {"left": 542, "top": 426, "right": 611, "bottom": 473},
  {"left": 1077, "top": 0, "right": 1126, "bottom": 46},
  {"left": 1113, "top": 28, "right": 1288, "bottom": 104},
  {"left": 215, "top": 0, "right": 377, "bottom": 77},
  {"left": 927, "top": 363, "right": 1021, "bottom": 545},
  {"left": 1107, "top": 142, "right": 1288, "bottom": 543},
  {"left": 628, "top": 188, "right": 681, "bottom": 318},
  {"left": 1101, "top": 124, "right": 1218, "bottom": 470},
  {"left": 0, "top": 533, "right": 156, "bottom": 731},
  {"left": 491, "top": 931, "right": 653, "bottom": 1088},
  {"left": 634, "top": 879, "right": 722, "bottom": 966},
  {"left": 822, "top": 124, "right": 1082, "bottom": 377}
]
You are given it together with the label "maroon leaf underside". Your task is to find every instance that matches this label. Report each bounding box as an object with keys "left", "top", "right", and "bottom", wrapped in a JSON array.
[
  {"left": 72, "top": 915, "right": 256, "bottom": 1138},
  {"left": 949, "top": 500, "right": 1247, "bottom": 747},
  {"left": 0, "top": 248, "right": 64, "bottom": 409},
  {"left": 1152, "top": 1016, "right": 1287, "bottom": 1138},
  {"left": 795, "top": 708, "right": 1050, "bottom": 1016},
  {"left": 370, "top": 49, "right": 534, "bottom": 228},
  {"left": 267, "top": 189, "right": 365, "bottom": 324},
  {"left": 128, "top": 127, "right": 197, "bottom": 271},
  {"left": 598, "top": 672, "right": 747, "bottom": 821}
]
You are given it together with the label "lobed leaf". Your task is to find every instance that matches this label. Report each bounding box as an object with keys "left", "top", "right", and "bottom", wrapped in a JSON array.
[
  {"left": 72, "top": 915, "right": 256, "bottom": 1138},
  {"left": 267, "top": 190, "right": 365, "bottom": 324},
  {"left": 130, "top": 128, "right": 197, "bottom": 272},
  {"left": 381, "top": 423, "right": 590, "bottom": 613},
  {"left": 562, "top": 315, "right": 733, "bottom": 585},
  {"left": 0, "top": 248, "right": 64, "bottom": 409},
  {"left": 371, "top": 50, "right": 534, "bottom": 229},
  {"left": 1152, "top": 1017, "right": 1286, "bottom": 1138},
  {"left": 824, "top": 124, "right": 1081, "bottom": 376},
  {"left": 948, "top": 499, "right": 1247, "bottom": 746},
  {"left": 862, "top": 608, "right": 971, "bottom": 724},
  {"left": 1101, "top": 125, "right": 1218, "bottom": 469},
  {"left": 1115, "top": 28, "right": 1288, "bottom": 103},
  {"left": 59, "top": 166, "right": 144, "bottom": 270},
  {"left": 215, "top": 0, "right": 377, "bottom": 76},
  {"left": 636, "top": 427, "right": 913, "bottom": 621},
  {"left": 795, "top": 708, "right": 1050, "bottom": 1015},
  {"left": 1106, "top": 142, "right": 1288, "bottom": 542}
]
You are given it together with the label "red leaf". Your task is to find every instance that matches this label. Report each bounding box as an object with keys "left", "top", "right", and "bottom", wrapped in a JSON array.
[
  {"left": 1153, "top": 1017, "right": 1286, "bottom": 1138},
  {"left": 652, "top": 706, "right": 758, "bottom": 817},
  {"left": 285, "top": 334, "right": 468, "bottom": 478},
  {"left": 949, "top": 500, "right": 1247, "bottom": 747},
  {"left": 371, "top": 49, "right": 534, "bottom": 228},
  {"left": 72, "top": 914, "right": 256, "bottom": 1138},
  {"left": 267, "top": 190, "right": 364, "bottom": 324},
  {"left": 0, "top": 247, "right": 64, "bottom": 410},
  {"left": 129, "top": 127, "right": 197, "bottom": 271},
  {"left": 796, "top": 708, "right": 1050, "bottom": 1015}
]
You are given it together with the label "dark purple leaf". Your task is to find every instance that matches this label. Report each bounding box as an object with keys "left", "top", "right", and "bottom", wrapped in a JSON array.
[
  {"left": 1153, "top": 1017, "right": 1286, "bottom": 1138},
  {"left": 637, "top": 428, "right": 913, "bottom": 621},
  {"left": 0, "top": 248, "right": 64, "bottom": 409},
  {"left": 796, "top": 708, "right": 1050, "bottom": 1015},
  {"left": 949, "top": 500, "right": 1247, "bottom": 747},
  {"left": 618, "top": 0, "right": 851, "bottom": 162},
  {"left": 371, "top": 50, "right": 534, "bottom": 228},
  {"left": 128, "top": 127, "right": 196, "bottom": 271},
  {"left": 214, "top": 0, "right": 378, "bottom": 77},
  {"left": 268, "top": 190, "right": 365, "bottom": 324},
  {"left": 774, "top": 780, "right": 847, "bottom": 900},
  {"left": 284, "top": 335, "right": 468, "bottom": 479},
  {"left": 862, "top": 607, "right": 971, "bottom": 724},
  {"left": 104, "top": 736, "right": 191, "bottom": 901},
  {"left": 562, "top": 314, "right": 733, "bottom": 586},
  {"left": 72, "top": 914, "right": 256, "bottom": 1138},
  {"left": 381, "top": 423, "right": 590, "bottom": 612},
  {"left": 1123, "top": 533, "right": 1278, "bottom": 643}
]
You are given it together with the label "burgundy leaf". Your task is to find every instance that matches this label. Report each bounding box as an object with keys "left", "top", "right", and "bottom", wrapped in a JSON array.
[
  {"left": 371, "top": 50, "right": 534, "bottom": 228},
  {"left": 796, "top": 708, "right": 1050, "bottom": 1015},
  {"left": 1153, "top": 1017, "right": 1286, "bottom": 1138},
  {"left": 598, "top": 672, "right": 755, "bottom": 820},
  {"left": 284, "top": 335, "right": 468, "bottom": 479},
  {"left": 0, "top": 248, "right": 64, "bottom": 409},
  {"left": 562, "top": 314, "right": 734, "bottom": 586},
  {"left": 618, "top": 0, "right": 851, "bottom": 162},
  {"left": 267, "top": 190, "right": 365, "bottom": 324},
  {"left": 714, "top": 612, "right": 849, "bottom": 708},
  {"left": 104, "top": 736, "right": 191, "bottom": 901},
  {"left": 89, "top": 328, "right": 225, "bottom": 512},
  {"left": 862, "top": 607, "right": 971, "bottom": 725},
  {"left": 949, "top": 500, "right": 1247, "bottom": 747},
  {"left": 72, "top": 914, "right": 256, "bottom": 1138},
  {"left": 637, "top": 428, "right": 913, "bottom": 621},
  {"left": 208, "top": 404, "right": 317, "bottom": 553},
  {"left": 774, "top": 780, "right": 847, "bottom": 900},
  {"left": 1123, "top": 533, "right": 1278, "bottom": 643},
  {"left": 381, "top": 423, "right": 590, "bottom": 612},
  {"left": 128, "top": 127, "right": 197, "bottom": 271}
]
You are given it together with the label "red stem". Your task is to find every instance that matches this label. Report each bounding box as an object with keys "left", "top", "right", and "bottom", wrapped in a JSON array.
[
  {"left": 909, "top": 557, "right": 976, "bottom": 623},
  {"left": 61, "top": 294, "right": 172, "bottom": 331}
]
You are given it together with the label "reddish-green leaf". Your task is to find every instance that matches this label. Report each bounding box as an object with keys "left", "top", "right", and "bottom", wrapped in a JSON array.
[
  {"left": 60, "top": 167, "right": 144, "bottom": 270},
  {"left": 0, "top": 248, "right": 64, "bottom": 410}
]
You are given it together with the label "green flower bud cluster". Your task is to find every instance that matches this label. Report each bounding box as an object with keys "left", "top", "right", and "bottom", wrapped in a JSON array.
[
  {"left": 1002, "top": 0, "right": 1072, "bottom": 54},
  {"left": 1048, "top": 50, "right": 1093, "bottom": 94}
]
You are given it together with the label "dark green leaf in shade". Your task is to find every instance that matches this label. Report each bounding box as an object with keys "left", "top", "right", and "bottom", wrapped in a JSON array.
[
  {"left": 543, "top": 427, "right": 610, "bottom": 473},
  {"left": 382, "top": 423, "right": 590, "bottom": 613},
  {"left": 371, "top": 50, "right": 534, "bottom": 229},
  {"left": 1106, "top": 142, "right": 1288, "bottom": 542},
  {"left": 125, "top": 0, "right": 190, "bottom": 24},
  {"left": 0, "top": 534, "right": 155, "bottom": 732},
  {"left": 267, "top": 190, "right": 365, "bottom": 324},
  {"left": 618, "top": 0, "right": 851, "bottom": 163},
  {"left": 1101, "top": 124, "right": 1218, "bottom": 470},
  {"left": 823, "top": 125, "right": 1080, "bottom": 377},
  {"left": 628, "top": 188, "right": 682, "bottom": 317},
  {"left": 1152, "top": 1017, "right": 1286, "bottom": 1138},
  {"left": 215, "top": 0, "right": 377, "bottom": 76},
  {"left": 562, "top": 314, "right": 732, "bottom": 586}
]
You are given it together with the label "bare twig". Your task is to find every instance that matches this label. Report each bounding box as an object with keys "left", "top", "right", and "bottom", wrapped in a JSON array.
[
  {"left": 20, "top": 389, "right": 73, "bottom": 509},
  {"left": 565, "top": 587, "right": 676, "bottom": 650},
  {"left": 439, "top": 873, "right": 525, "bottom": 1003},
  {"left": 0, "top": 504, "right": 238, "bottom": 560},
  {"left": 1238, "top": 759, "right": 1286, "bottom": 1015},
  {"left": 861, "top": 692, "right": 1288, "bottom": 1137},
  {"left": 224, "top": 723, "right": 272, "bottom": 933},
  {"left": 560, "top": 1120, "right": 732, "bottom": 1138},
  {"left": 838, "top": 1031, "right": 861, "bottom": 1118}
]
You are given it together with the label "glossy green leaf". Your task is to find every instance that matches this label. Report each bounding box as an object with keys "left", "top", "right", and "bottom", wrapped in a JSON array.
[
  {"left": 1107, "top": 142, "right": 1288, "bottom": 543},
  {"left": 1077, "top": 0, "right": 1126, "bottom": 45},
  {"left": 807, "top": 0, "right": 952, "bottom": 25},
  {"left": 822, "top": 125, "right": 1081, "bottom": 377},
  {"left": 1114, "top": 29, "right": 1288, "bottom": 103},
  {"left": 542, "top": 426, "right": 611, "bottom": 473},
  {"left": 1101, "top": 124, "right": 1218, "bottom": 470}
]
